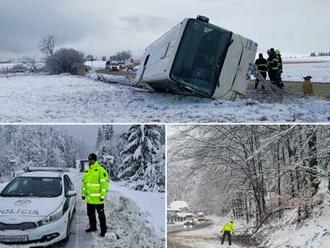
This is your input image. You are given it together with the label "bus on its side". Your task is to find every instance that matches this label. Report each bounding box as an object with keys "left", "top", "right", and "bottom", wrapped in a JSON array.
[{"left": 136, "top": 16, "right": 258, "bottom": 100}]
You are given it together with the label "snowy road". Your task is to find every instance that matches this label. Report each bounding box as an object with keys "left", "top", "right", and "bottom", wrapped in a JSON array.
[
  {"left": 0, "top": 73, "right": 330, "bottom": 123},
  {"left": 167, "top": 216, "right": 248, "bottom": 248},
  {"left": 168, "top": 234, "right": 243, "bottom": 248}
]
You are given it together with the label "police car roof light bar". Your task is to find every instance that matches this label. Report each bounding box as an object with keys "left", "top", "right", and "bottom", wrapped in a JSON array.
[{"left": 26, "top": 167, "right": 70, "bottom": 173}]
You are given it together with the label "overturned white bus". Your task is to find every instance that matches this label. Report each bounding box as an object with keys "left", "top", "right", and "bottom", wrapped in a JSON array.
[{"left": 136, "top": 16, "right": 258, "bottom": 100}]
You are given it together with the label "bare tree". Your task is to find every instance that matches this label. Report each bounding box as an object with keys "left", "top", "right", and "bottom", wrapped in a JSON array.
[
  {"left": 45, "top": 48, "right": 84, "bottom": 74},
  {"left": 39, "top": 35, "right": 56, "bottom": 56}
]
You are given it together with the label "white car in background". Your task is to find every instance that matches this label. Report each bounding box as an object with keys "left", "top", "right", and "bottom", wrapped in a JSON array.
[{"left": 0, "top": 168, "right": 76, "bottom": 247}]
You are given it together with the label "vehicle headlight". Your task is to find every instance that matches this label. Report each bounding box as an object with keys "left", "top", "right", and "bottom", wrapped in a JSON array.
[{"left": 39, "top": 205, "right": 63, "bottom": 226}]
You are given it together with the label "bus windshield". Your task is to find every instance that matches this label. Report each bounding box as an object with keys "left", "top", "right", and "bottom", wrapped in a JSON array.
[{"left": 170, "top": 19, "right": 232, "bottom": 97}]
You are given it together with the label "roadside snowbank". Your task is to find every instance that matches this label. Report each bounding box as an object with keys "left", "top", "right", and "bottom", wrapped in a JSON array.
[
  {"left": 92, "top": 191, "right": 164, "bottom": 248},
  {"left": 265, "top": 180, "right": 330, "bottom": 248},
  {"left": 111, "top": 183, "right": 165, "bottom": 239},
  {"left": 265, "top": 204, "right": 330, "bottom": 248}
]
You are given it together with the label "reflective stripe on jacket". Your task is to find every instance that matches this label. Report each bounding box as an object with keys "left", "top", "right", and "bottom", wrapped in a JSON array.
[
  {"left": 267, "top": 54, "right": 280, "bottom": 71},
  {"left": 255, "top": 58, "right": 268, "bottom": 72},
  {"left": 82, "top": 161, "right": 110, "bottom": 204},
  {"left": 276, "top": 53, "right": 283, "bottom": 72}
]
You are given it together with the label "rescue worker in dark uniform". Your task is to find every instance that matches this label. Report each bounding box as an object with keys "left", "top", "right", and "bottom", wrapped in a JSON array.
[
  {"left": 254, "top": 53, "right": 268, "bottom": 89},
  {"left": 276, "top": 49, "right": 284, "bottom": 88},
  {"left": 82, "top": 153, "right": 110, "bottom": 237},
  {"left": 267, "top": 48, "right": 282, "bottom": 88}
]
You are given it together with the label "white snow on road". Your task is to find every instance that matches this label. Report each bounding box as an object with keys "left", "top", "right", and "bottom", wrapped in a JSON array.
[
  {"left": 111, "top": 183, "right": 165, "bottom": 238},
  {"left": 0, "top": 73, "right": 330, "bottom": 123},
  {"left": 168, "top": 216, "right": 245, "bottom": 248}
]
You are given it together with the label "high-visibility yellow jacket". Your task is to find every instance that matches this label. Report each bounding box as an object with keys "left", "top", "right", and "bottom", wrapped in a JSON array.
[
  {"left": 221, "top": 221, "right": 235, "bottom": 233},
  {"left": 82, "top": 161, "right": 110, "bottom": 204}
]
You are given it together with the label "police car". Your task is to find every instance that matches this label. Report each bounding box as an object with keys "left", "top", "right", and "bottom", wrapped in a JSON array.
[{"left": 0, "top": 167, "right": 76, "bottom": 247}]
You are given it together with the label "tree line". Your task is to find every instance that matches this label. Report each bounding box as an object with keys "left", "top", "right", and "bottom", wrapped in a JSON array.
[{"left": 0, "top": 126, "right": 86, "bottom": 176}]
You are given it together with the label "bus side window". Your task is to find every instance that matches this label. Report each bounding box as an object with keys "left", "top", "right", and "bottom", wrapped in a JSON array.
[{"left": 144, "top": 55, "right": 150, "bottom": 66}]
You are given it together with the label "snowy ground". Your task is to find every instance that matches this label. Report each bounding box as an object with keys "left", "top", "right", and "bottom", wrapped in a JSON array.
[
  {"left": 110, "top": 183, "right": 165, "bottom": 238},
  {"left": 1, "top": 73, "right": 330, "bottom": 123},
  {"left": 263, "top": 178, "right": 330, "bottom": 248},
  {"left": 264, "top": 205, "right": 330, "bottom": 248},
  {"left": 283, "top": 61, "right": 330, "bottom": 83}
]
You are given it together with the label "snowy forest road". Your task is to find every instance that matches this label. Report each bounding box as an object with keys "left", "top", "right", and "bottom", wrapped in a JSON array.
[
  {"left": 0, "top": 73, "right": 329, "bottom": 123},
  {"left": 168, "top": 233, "right": 243, "bottom": 248},
  {"left": 167, "top": 221, "right": 212, "bottom": 234},
  {"left": 167, "top": 216, "right": 249, "bottom": 248}
]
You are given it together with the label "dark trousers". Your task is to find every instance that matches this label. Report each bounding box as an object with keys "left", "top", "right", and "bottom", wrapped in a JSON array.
[
  {"left": 268, "top": 70, "right": 277, "bottom": 83},
  {"left": 87, "top": 203, "right": 107, "bottom": 233},
  {"left": 255, "top": 71, "right": 267, "bottom": 89},
  {"left": 221, "top": 231, "right": 232, "bottom": 245}
]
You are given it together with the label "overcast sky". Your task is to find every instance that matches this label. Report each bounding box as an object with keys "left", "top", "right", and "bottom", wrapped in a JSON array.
[
  {"left": 1, "top": 0, "right": 329, "bottom": 59},
  {"left": 56, "top": 125, "right": 99, "bottom": 152}
]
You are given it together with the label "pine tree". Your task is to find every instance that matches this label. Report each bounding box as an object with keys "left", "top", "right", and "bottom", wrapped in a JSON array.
[{"left": 119, "top": 125, "right": 165, "bottom": 191}]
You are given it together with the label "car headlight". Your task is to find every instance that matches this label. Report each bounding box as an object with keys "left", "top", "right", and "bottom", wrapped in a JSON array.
[{"left": 39, "top": 205, "right": 63, "bottom": 226}]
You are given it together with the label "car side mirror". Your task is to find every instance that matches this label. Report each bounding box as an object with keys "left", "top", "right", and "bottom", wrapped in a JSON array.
[{"left": 66, "top": 190, "right": 77, "bottom": 197}]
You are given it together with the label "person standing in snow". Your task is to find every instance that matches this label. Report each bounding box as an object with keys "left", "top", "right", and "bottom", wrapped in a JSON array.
[
  {"left": 220, "top": 220, "right": 235, "bottom": 245},
  {"left": 82, "top": 153, "right": 110, "bottom": 237},
  {"left": 254, "top": 53, "right": 268, "bottom": 89},
  {"left": 267, "top": 48, "right": 282, "bottom": 88},
  {"left": 275, "top": 49, "right": 284, "bottom": 88}
]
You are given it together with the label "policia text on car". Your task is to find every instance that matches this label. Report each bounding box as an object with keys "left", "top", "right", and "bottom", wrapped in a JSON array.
[{"left": 82, "top": 153, "right": 110, "bottom": 237}]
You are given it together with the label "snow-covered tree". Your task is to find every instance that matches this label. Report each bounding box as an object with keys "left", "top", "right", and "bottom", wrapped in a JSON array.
[
  {"left": 119, "top": 125, "right": 165, "bottom": 192},
  {"left": 0, "top": 126, "right": 85, "bottom": 177}
]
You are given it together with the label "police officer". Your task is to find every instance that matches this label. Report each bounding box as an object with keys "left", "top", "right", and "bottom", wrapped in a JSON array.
[
  {"left": 220, "top": 220, "right": 235, "bottom": 245},
  {"left": 254, "top": 53, "right": 268, "bottom": 89},
  {"left": 82, "top": 153, "right": 110, "bottom": 237}
]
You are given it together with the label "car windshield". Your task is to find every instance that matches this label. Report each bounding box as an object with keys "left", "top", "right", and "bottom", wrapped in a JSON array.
[
  {"left": 170, "top": 19, "right": 232, "bottom": 97},
  {"left": 1, "top": 177, "right": 62, "bottom": 198}
]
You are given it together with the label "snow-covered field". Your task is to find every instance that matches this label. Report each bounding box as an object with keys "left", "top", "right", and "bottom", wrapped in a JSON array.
[
  {"left": 0, "top": 73, "right": 330, "bottom": 123},
  {"left": 283, "top": 61, "right": 330, "bottom": 83}
]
